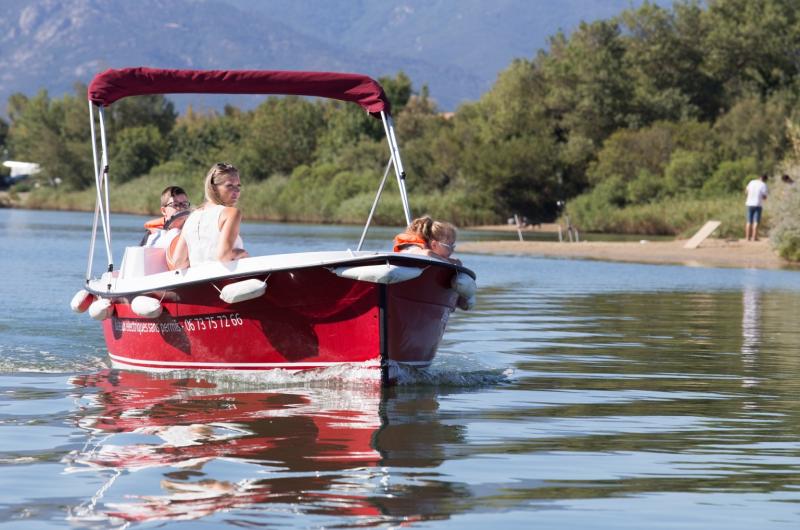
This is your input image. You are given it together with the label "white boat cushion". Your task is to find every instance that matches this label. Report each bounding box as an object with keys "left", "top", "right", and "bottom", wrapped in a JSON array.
[
  {"left": 88, "top": 298, "right": 114, "bottom": 320},
  {"left": 70, "top": 289, "right": 95, "bottom": 313},
  {"left": 219, "top": 279, "right": 267, "bottom": 304},
  {"left": 458, "top": 294, "right": 476, "bottom": 311},
  {"left": 131, "top": 296, "right": 163, "bottom": 318},
  {"left": 333, "top": 264, "right": 423, "bottom": 284},
  {"left": 119, "top": 246, "right": 168, "bottom": 279},
  {"left": 452, "top": 272, "right": 477, "bottom": 298}
]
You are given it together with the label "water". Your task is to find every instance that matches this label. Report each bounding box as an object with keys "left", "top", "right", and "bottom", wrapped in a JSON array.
[{"left": 1, "top": 208, "right": 800, "bottom": 529}]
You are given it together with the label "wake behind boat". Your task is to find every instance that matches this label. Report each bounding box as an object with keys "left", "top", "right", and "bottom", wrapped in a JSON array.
[{"left": 71, "top": 68, "right": 477, "bottom": 384}]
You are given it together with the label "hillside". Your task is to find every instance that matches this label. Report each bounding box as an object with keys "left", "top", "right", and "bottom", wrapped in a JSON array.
[{"left": 1, "top": 0, "right": 643, "bottom": 111}]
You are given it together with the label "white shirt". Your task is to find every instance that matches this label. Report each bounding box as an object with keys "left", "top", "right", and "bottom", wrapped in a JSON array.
[
  {"left": 745, "top": 179, "right": 768, "bottom": 207},
  {"left": 182, "top": 204, "right": 244, "bottom": 265},
  {"left": 144, "top": 227, "right": 181, "bottom": 249}
]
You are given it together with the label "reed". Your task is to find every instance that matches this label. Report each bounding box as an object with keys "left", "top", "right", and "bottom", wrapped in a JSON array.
[{"left": 566, "top": 194, "right": 747, "bottom": 239}]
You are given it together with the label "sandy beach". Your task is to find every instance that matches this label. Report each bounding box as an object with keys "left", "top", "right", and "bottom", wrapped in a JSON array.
[{"left": 459, "top": 237, "right": 795, "bottom": 270}]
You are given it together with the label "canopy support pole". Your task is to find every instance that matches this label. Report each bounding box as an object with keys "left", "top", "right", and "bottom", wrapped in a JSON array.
[
  {"left": 357, "top": 158, "right": 394, "bottom": 252},
  {"left": 381, "top": 112, "right": 411, "bottom": 225},
  {"left": 97, "top": 107, "right": 114, "bottom": 273},
  {"left": 85, "top": 102, "right": 101, "bottom": 282}
]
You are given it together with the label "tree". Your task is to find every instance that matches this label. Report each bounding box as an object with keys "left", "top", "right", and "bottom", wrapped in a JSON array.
[
  {"left": 618, "top": 1, "right": 719, "bottom": 123},
  {"left": 588, "top": 120, "right": 712, "bottom": 189},
  {"left": 539, "top": 20, "right": 633, "bottom": 145},
  {"left": 712, "top": 94, "right": 792, "bottom": 171},
  {"left": 315, "top": 101, "right": 379, "bottom": 161},
  {"left": 588, "top": 125, "right": 673, "bottom": 190},
  {"left": 379, "top": 71, "right": 413, "bottom": 116},
  {"left": 663, "top": 149, "right": 714, "bottom": 194},
  {"left": 315, "top": 72, "right": 417, "bottom": 163},
  {"left": 109, "top": 125, "right": 166, "bottom": 183},
  {"left": 105, "top": 94, "right": 177, "bottom": 137},
  {"left": 6, "top": 89, "right": 93, "bottom": 189},
  {"left": 458, "top": 131, "right": 562, "bottom": 220},
  {"left": 0, "top": 116, "right": 8, "bottom": 153},
  {"left": 469, "top": 59, "right": 548, "bottom": 143},
  {"left": 703, "top": 0, "right": 800, "bottom": 101},
  {"left": 395, "top": 92, "right": 456, "bottom": 192},
  {"left": 237, "top": 96, "right": 324, "bottom": 180},
  {"left": 169, "top": 107, "right": 245, "bottom": 170},
  {"left": 703, "top": 157, "right": 759, "bottom": 194}
]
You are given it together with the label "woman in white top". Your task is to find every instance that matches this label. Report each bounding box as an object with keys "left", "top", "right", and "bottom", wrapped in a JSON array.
[{"left": 171, "top": 163, "right": 249, "bottom": 267}]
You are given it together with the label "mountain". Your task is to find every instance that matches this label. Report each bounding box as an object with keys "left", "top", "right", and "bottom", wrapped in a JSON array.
[
  {"left": 227, "top": 0, "right": 647, "bottom": 101},
  {"left": 0, "top": 0, "right": 645, "bottom": 113}
]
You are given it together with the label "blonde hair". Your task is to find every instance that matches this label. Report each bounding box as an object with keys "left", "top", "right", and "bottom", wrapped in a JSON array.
[
  {"left": 203, "top": 162, "right": 239, "bottom": 205},
  {"left": 406, "top": 215, "right": 457, "bottom": 246}
]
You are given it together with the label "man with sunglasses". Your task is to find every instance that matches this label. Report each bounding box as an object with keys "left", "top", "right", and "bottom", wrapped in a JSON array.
[{"left": 140, "top": 186, "right": 192, "bottom": 248}]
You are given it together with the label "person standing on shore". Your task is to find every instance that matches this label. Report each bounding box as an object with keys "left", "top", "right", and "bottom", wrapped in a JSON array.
[{"left": 744, "top": 174, "right": 769, "bottom": 241}]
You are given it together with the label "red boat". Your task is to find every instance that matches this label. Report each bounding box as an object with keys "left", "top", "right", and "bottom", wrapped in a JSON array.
[{"left": 72, "top": 68, "right": 477, "bottom": 384}]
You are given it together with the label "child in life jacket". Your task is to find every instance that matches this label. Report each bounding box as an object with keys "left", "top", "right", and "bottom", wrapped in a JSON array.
[
  {"left": 393, "top": 215, "right": 461, "bottom": 266},
  {"left": 140, "top": 185, "right": 191, "bottom": 269}
]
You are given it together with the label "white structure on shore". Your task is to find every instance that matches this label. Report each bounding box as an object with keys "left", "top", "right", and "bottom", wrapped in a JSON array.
[{"left": 3, "top": 160, "right": 41, "bottom": 178}]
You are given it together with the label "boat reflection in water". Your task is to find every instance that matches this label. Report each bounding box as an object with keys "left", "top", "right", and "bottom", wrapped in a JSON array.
[{"left": 65, "top": 369, "right": 464, "bottom": 526}]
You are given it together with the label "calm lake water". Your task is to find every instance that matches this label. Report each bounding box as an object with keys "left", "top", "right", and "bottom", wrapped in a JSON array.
[{"left": 1, "top": 208, "right": 800, "bottom": 529}]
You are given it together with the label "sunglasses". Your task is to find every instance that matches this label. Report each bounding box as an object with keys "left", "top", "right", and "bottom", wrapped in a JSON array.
[
  {"left": 164, "top": 201, "right": 190, "bottom": 209},
  {"left": 437, "top": 241, "right": 456, "bottom": 251}
]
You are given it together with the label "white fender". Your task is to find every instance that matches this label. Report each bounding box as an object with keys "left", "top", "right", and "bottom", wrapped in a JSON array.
[
  {"left": 452, "top": 272, "right": 477, "bottom": 298},
  {"left": 88, "top": 298, "right": 114, "bottom": 320},
  {"left": 457, "top": 295, "right": 476, "bottom": 311},
  {"left": 70, "top": 289, "right": 95, "bottom": 313},
  {"left": 131, "top": 296, "right": 163, "bottom": 318},
  {"left": 333, "top": 264, "right": 423, "bottom": 284},
  {"left": 220, "top": 279, "right": 266, "bottom": 304}
]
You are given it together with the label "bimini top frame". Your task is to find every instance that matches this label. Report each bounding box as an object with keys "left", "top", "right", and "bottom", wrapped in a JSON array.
[{"left": 84, "top": 67, "right": 413, "bottom": 282}]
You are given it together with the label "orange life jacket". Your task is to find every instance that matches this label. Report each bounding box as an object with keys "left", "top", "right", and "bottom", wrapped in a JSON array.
[
  {"left": 393, "top": 233, "right": 428, "bottom": 253},
  {"left": 144, "top": 217, "right": 165, "bottom": 234}
]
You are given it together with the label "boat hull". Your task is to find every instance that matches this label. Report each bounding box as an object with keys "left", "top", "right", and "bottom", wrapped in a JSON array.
[{"left": 100, "top": 261, "right": 459, "bottom": 381}]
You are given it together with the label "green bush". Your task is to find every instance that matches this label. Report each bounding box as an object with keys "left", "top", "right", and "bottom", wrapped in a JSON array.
[
  {"left": 703, "top": 157, "right": 758, "bottom": 195},
  {"left": 663, "top": 149, "right": 713, "bottom": 194},
  {"left": 22, "top": 160, "right": 200, "bottom": 215},
  {"left": 626, "top": 169, "right": 665, "bottom": 204},
  {"left": 769, "top": 183, "right": 800, "bottom": 261},
  {"left": 109, "top": 125, "right": 166, "bottom": 183},
  {"left": 712, "top": 95, "right": 790, "bottom": 171},
  {"left": 566, "top": 192, "right": 743, "bottom": 236},
  {"left": 9, "top": 180, "right": 32, "bottom": 193},
  {"left": 24, "top": 187, "right": 95, "bottom": 211}
]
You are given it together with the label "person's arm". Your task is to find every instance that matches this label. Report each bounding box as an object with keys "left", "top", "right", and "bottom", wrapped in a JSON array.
[
  {"left": 170, "top": 234, "right": 189, "bottom": 269},
  {"left": 403, "top": 245, "right": 461, "bottom": 265},
  {"left": 217, "top": 207, "right": 248, "bottom": 261}
]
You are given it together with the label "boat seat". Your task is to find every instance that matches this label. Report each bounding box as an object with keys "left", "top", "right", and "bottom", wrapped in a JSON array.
[{"left": 119, "top": 246, "right": 169, "bottom": 279}]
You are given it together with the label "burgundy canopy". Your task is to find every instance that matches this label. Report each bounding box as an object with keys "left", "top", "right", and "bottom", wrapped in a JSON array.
[{"left": 88, "top": 67, "right": 390, "bottom": 115}]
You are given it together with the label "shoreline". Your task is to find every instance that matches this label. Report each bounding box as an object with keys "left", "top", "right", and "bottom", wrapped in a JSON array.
[
  {"left": 469, "top": 223, "right": 563, "bottom": 233},
  {"left": 458, "top": 238, "right": 796, "bottom": 270},
  {"left": 3, "top": 199, "right": 795, "bottom": 270}
]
